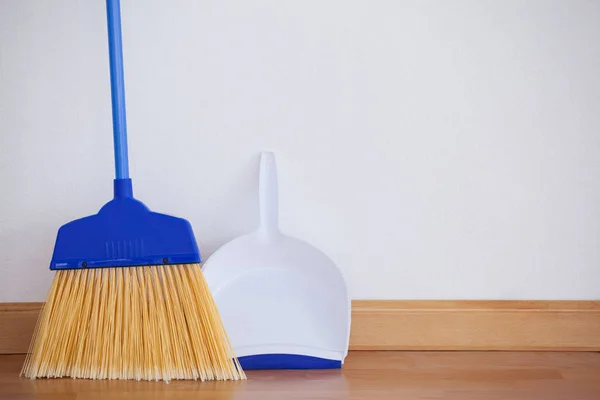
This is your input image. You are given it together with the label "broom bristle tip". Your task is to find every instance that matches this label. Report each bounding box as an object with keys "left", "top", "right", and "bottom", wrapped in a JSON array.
[{"left": 21, "top": 264, "right": 246, "bottom": 382}]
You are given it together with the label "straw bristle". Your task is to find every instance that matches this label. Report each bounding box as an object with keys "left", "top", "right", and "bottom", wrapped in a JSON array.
[{"left": 21, "top": 264, "right": 246, "bottom": 382}]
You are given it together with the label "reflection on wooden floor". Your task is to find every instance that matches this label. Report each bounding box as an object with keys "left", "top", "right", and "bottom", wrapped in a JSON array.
[{"left": 1, "top": 351, "right": 600, "bottom": 399}]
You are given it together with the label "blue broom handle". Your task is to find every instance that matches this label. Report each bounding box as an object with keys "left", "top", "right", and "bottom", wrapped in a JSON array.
[{"left": 106, "top": 0, "right": 129, "bottom": 180}]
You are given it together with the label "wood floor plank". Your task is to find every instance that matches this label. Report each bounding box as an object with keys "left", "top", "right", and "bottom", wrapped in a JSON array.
[{"left": 0, "top": 352, "right": 599, "bottom": 399}]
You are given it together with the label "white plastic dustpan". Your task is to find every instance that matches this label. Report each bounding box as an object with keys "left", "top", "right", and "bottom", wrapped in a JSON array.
[{"left": 202, "top": 152, "right": 351, "bottom": 370}]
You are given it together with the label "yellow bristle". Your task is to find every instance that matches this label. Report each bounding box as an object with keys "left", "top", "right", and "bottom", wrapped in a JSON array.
[{"left": 20, "top": 264, "right": 246, "bottom": 382}]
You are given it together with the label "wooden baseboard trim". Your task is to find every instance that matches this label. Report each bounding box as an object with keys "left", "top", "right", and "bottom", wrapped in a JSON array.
[
  {"left": 1, "top": 300, "right": 599, "bottom": 354},
  {"left": 349, "top": 300, "right": 600, "bottom": 351},
  {"left": 0, "top": 303, "right": 42, "bottom": 355}
]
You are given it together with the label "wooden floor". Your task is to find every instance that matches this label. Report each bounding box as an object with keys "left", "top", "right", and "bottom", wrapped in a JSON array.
[{"left": 1, "top": 351, "right": 599, "bottom": 399}]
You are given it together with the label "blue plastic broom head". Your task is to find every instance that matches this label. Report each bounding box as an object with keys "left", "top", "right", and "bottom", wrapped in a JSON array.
[{"left": 50, "top": 179, "right": 201, "bottom": 270}]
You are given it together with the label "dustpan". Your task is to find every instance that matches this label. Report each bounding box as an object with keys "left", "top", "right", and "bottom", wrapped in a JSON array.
[{"left": 202, "top": 152, "right": 351, "bottom": 369}]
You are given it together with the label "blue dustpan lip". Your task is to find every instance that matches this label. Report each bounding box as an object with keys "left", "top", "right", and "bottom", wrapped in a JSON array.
[
  {"left": 49, "top": 179, "right": 201, "bottom": 270},
  {"left": 237, "top": 354, "right": 342, "bottom": 370}
]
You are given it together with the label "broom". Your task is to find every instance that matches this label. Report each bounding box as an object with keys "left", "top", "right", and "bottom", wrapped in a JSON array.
[{"left": 20, "top": 0, "right": 245, "bottom": 382}]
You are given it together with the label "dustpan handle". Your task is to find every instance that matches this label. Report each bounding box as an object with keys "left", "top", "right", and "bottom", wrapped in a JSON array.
[
  {"left": 106, "top": 0, "right": 130, "bottom": 180},
  {"left": 259, "top": 152, "right": 279, "bottom": 235}
]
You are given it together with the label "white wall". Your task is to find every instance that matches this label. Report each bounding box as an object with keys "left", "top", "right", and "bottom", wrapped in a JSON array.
[{"left": 1, "top": 0, "right": 599, "bottom": 302}]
